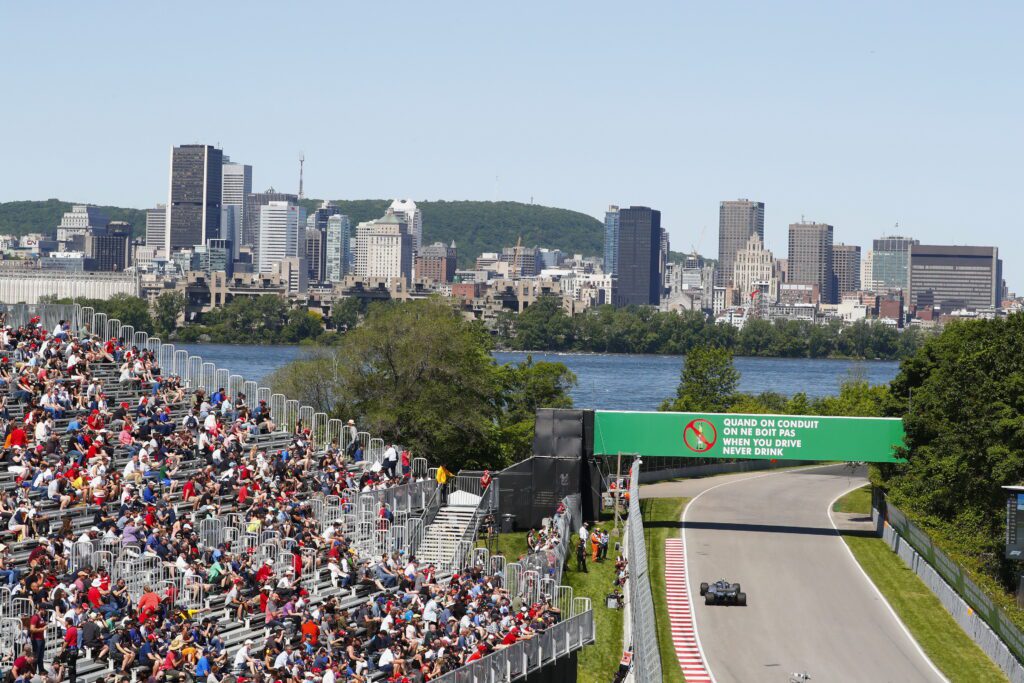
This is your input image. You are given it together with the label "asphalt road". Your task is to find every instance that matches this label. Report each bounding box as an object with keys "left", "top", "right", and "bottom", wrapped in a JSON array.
[{"left": 644, "top": 465, "right": 946, "bottom": 683}]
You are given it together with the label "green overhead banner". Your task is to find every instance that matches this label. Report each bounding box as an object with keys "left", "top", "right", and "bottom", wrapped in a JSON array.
[{"left": 593, "top": 410, "right": 906, "bottom": 463}]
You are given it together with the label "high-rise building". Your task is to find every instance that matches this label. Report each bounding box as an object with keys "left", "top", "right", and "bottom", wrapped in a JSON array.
[
  {"left": 57, "top": 204, "right": 109, "bottom": 252},
  {"left": 85, "top": 223, "right": 132, "bottom": 272},
  {"left": 908, "top": 244, "right": 1001, "bottom": 312},
  {"left": 145, "top": 205, "right": 167, "bottom": 254},
  {"left": 500, "top": 245, "right": 542, "bottom": 277},
  {"left": 388, "top": 199, "right": 422, "bottom": 253},
  {"left": 787, "top": 222, "right": 835, "bottom": 304},
  {"left": 861, "top": 250, "right": 874, "bottom": 291},
  {"left": 257, "top": 201, "right": 305, "bottom": 273},
  {"left": 872, "top": 235, "right": 918, "bottom": 292},
  {"left": 354, "top": 209, "right": 412, "bottom": 282},
  {"left": 832, "top": 243, "right": 861, "bottom": 297},
  {"left": 304, "top": 227, "right": 327, "bottom": 283},
  {"left": 325, "top": 214, "right": 352, "bottom": 283},
  {"left": 604, "top": 205, "right": 620, "bottom": 276},
  {"left": 717, "top": 199, "right": 765, "bottom": 287},
  {"left": 732, "top": 233, "right": 778, "bottom": 302},
  {"left": 244, "top": 189, "right": 298, "bottom": 265},
  {"left": 275, "top": 256, "right": 308, "bottom": 294},
  {"left": 221, "top": 160, "right": 252, "bottom": 253},
  {"left": 415, "top": 242, "right": 458, "bottom": 283},
  {"left": 613, "top": 206, "right": 662, "bottom": 307},
  {"left": 166, "top": 144, "right": 223, "bottom": 253}
]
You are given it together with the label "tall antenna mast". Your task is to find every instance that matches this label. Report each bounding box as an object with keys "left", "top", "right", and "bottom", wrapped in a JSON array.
[{"left": 298, "top": 153, "right": 305, "bottom": 200}]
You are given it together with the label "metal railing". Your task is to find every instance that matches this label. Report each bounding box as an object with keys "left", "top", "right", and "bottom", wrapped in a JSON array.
[
  {"left": 520, "top": 495, "right": 580, "bottom": 586},
  {"left": 626, "top": 459, "right": 663, "bottom": 683}
]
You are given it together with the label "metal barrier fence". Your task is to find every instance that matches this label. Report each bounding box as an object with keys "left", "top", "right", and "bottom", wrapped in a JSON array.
[
  {"left": 0, "top": 303, "right": 81, "bottom": 332},
  {"left": 519, "top": 495, "right": 580, "bottom": 586},
  {"left": 625, "top": 459, "right": 663, "bottom": 683},
  {"left": 879, "top": 493, "right": 1024, "bottom": 679}
]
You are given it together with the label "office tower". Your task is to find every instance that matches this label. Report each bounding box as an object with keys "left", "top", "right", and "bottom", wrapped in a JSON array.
[
  {"left": 145, "top": 205, "right": 167, "bottom": 254},
  {"left": 500, "top": 245, "right": 542, "bottom": 277},
  {"left": 257, "top": 201, "right": 305, "bottom": 273},
  {"left": 166, "top": 144, "right": 223, "bottom": 253},
  {"left": 275, "top": 256, "right": 308, "bottom": 294},
  {"left": 304, "top": 227, "right": 327, "bottom": 283},
  {"left": 716, "top": 199, "right": 765, "bottom": 287},
  {"left": 613, "top": 206, "right": 662, "bottom": 306},
  {"left": 787, "top": 222, "right": 835, "bottom": 304},
  {"left": 414, "top": 242, "right": 458, "bottom": 283},
  {"left": 832, "top": 243, "right": 861, "bottom": 297},
  {"left": 85, "top": 223, "right": 132, "bottom": 272},
  {"left": 388, "top": 199, "right": 422, "bottom": 253},
  {"left": 221, "top": 160, "right": 252, "bottom": 253},
  {"left": 908, "top": 245, "right": 1001, "bottom": 312},
  {"left": 861, "top": 250, "right": 874, "bottom": 291},
  {"left": 244, "top": 189, "right": 298, "bottom": 265},
  {"left": 57, "top": 204, "right": 110, "bottom": 252},
  {"left": 733, "top": 233, "right": 778, "bottom": 302},
  {"left": 538, "top": 248, "right": 565, "bottom": 269},
  {"left": 354, "top": 209, "right": 412, "bottom": 282},
  {"left": 325, "top": 214, "right": 352, "bottom": 283},
  {"left": 604, "top": 205, "right": 620, "bottom": 275},
  {"left": 872, "top": 235, "right": 918, "bottom": 292}
]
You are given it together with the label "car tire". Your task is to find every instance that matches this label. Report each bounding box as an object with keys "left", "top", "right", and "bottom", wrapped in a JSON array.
[
  {"left": 705, "top": 593, "right": 715, "bottom": 605},
  {"left": 699, "top": 582, "right": 709, "bottom": 596},
  {"left": 733, "top": 583, "right": 741, "bottom": 593},
  {"left": 737, "top": 592, "right": 747, "bottom": 606}
]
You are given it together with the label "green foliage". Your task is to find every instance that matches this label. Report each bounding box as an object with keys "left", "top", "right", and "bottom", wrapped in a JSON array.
[
  {"left": 502, "top": 304, "right": 921, "bottom": 360},
  {"left": 266, "top": 298, "right": 575, "bottom": 470},
  {"left": 662, "top": 345, "right": 739, "bottom": 413},
  {"left": 0, "top": 199, "right": 146, "bottom": 238},
  {"left": 179, "top": 295, "right": 325, "bottom": 344},
  {"left": 43, "top": 294, "right": 154, "bottom": 334},
  {"left": 152, "top": 291, "right": 185, "bottom": 338},
  {"left": 876, "top": 314, "right": 1024, "bottom": 592},
  {"left": 329, "top": 297, "right": 362, "bottom": 331}
]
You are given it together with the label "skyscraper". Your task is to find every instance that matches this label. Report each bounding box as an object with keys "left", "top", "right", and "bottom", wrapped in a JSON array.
[
  {"left": 221, "top": 160, "right": 252, "bottom": 254},
  {"left": 86, "top": 223, "right": 132, "bottom": 272},
  {"left": 257, "top": 201, "right": 305, "bottom": 273},
  {"left": 733, "top": 233, "right": 777, "bottom": 302},
  {"left": 166, "top": 144, "right": 223, "bottom": 253},
  {"left": 831, "top": 243, "right": 861, "bottom": 298},
  {"left": 354, "top": 210, "right": 412, "bottom": 282},
  {"left": 908, "top": 244, "right": 1001, "bottom": 312},
  {"left": 415, "top": 242, "right": 458, "bottom": 283},
  {"left": 872, "top": 235, "right": 918, "bottom": 292},
  {"left": 145, "top": 205, "right": 167, "bottom": 254},
  {"left": 787, "top": 222, "right": 835, "bottom": 304},
  {"left": 603, "top": 205, "right": 620, "bottom": 276},
  {"left": 244, "top": 189, "right": 298, "bottom": 265},
  {"left": 613, "top": 206, "right": 662, "bottom": 307},
  {"left": 717, "top": 199, "right": 765, "bottom": 287},
  {"left": 388, "top": 199, "right": 422, "bottom": 253},
  {"left": 57, "top": 205, "right": 109, "bottom": 252},
  {"left": 304, "top": 227, "right": 327, "bottom": 283},
  {"left": 861, "top": 250, "right": 874, "bottom": 291},
  {"left": 325, "top": 213, "right": 352, "bottom": 283}
]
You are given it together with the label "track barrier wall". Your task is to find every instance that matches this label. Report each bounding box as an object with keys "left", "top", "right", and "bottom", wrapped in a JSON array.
[{"left": 625, "top": 459, "right": 663, "bottom": 683}]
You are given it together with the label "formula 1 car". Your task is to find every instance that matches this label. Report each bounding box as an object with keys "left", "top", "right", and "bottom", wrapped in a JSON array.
[{"left": 699, "top": 579, "right": 747, "bottom": 606}]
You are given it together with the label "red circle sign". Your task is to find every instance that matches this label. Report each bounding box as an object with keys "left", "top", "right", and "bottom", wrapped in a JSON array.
[{"left": 683, "top": 418, "right": 717, "bottom": 453}]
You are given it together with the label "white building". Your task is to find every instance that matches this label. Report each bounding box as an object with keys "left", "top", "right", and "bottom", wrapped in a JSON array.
[
  {"left": 387, "top": 199, "right": 422, "bottom": 253},
  {"left": 732, "top": 233, "right": 778, "bottom": 303},
  {"left": 274, "top": 256, "right": 308, "bottom": 294},
  {"left": 145, "top": 205, "right": 167, "bottom": 255},
  {"left": 57, "top": 205, "right": 109, "bottom": 251},
  {"left": 222, "top": 160, "right": 252, "bottom": 255},
  {"left": 354, "top": 210, "right": 412, "bottom": 282},
  {"left": 258, "top": 201, "right": 305, "bottom": 274},
  {"left": 0, "top": 267, "right": 138, "bottom": 303},
  {"left": 325, "top": 214, "right": 352, "bottom": 283},
  {"left": 861, "top": 249, "right": 874, "bottom": 291}
]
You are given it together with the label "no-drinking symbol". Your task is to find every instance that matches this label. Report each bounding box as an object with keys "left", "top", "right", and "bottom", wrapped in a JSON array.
[{"left": 683, "top": 418, "right": 717, "bottom": 453}]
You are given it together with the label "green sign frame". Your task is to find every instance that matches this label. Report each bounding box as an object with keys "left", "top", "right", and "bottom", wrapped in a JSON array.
[{"left": 593, "top": 410, "right": 906, "bottom": 463}]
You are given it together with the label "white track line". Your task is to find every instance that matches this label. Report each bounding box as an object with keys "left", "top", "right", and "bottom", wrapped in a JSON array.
[
  {"left": 677, "top": 463, "right": 836, "bottom": 683},
  {"left": 827, "top": 484, "right": 949, "bottom": 683}
]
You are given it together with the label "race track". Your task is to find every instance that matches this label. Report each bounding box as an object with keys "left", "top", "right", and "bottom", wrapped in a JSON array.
[{"left": 646, "top": 465, "right": 945, "bottom": 683}]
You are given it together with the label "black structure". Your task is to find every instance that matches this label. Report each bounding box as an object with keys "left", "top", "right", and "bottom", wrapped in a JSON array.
[
  {"left": 242, "top": 189, "right": 298, "bottom": 254},
  {"left": 169, "top": 144, "right": 223, "bottom": 252},
  {"left": 613, "top": 206, "right": 662, "bottom": 307},
  {"left": 85, "top": 222, "right": 132, "bottom": 272}
]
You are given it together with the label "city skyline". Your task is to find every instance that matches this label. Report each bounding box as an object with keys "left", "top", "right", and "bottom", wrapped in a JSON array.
[{"left": 2, "top": 2, "right": 1021, "bottom": 289}]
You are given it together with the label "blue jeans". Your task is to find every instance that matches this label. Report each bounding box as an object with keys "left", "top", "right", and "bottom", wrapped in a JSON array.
[{"left": 0, "top": 568, "right": 19, "bottom": 586}]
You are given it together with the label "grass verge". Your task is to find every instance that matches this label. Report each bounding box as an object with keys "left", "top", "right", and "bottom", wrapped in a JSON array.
[
  {"left": 641, "top": 496, "right": 688, "bottom": 683},
  {"left": 834, "top": 492, "right": 1008, "bottom": 682},
  {"left": 833, "top": 484, "right": 871, "bottom": 514}
]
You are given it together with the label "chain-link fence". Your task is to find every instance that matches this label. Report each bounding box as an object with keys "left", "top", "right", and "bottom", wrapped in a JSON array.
[
  {"left": 878, "top": 491, "right": 1024, "bottom": 681},
  {"left": 625, "top": 459, "right": 663, "bottom": 683}
]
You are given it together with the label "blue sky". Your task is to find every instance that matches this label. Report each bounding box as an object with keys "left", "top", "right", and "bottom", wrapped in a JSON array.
[{"left": 2, "top": 2, "right": 1021, "bottom": 289}]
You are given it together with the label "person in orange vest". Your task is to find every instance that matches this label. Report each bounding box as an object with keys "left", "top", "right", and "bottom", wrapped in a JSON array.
[{"left": 590, "top": 528, "right": 601, "bottom": 562}]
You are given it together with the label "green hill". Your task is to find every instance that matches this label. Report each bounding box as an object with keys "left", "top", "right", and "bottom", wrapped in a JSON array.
[
  {"left": 0, "top": 198, "right": 604, "bottom": 269},
  {"left": 0, "top": 199, "right": 147, "bottom": 238}
]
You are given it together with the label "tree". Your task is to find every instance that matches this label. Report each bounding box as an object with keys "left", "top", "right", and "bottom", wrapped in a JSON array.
[
  {"left": 330, "top": 297, "right": 361, "bottom": 331},
  {"left": 661, "top": 345, "right": 740, "bottom": 413},
  {"left": 152, "top": 291, "right": 185, "bottom": 338}
]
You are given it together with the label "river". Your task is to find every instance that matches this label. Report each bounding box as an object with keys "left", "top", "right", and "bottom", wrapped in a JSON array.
[{"left": 177, "top": 343, "right": 900, "bottom": 412}]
